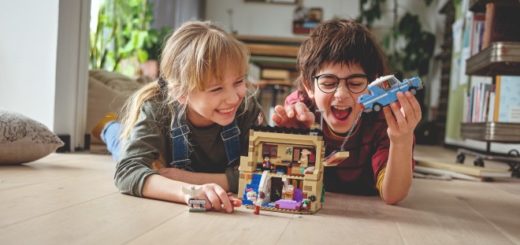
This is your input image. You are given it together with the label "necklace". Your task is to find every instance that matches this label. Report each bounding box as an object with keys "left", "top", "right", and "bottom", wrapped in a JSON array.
[
  {"left": 318, "top": 110, "right": 363, "bottom": 151},
  {"left": 340, "top": 111, "right": 362, "bottom": 151}
]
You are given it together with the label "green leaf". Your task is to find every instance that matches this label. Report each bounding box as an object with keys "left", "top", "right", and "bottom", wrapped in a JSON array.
[
  {"left": 137, "top": 49, "right": 148, "bottom": 63},
  {"left": 89, "top": 0, "right": 161, "bottom": 75}
]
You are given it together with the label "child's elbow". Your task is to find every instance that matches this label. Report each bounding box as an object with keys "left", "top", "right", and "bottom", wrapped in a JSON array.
[
  {"left": 383, "top": 196, "right": 403, "bottom": 205},
  {"left": 381, "top": 189, "right": 410, "bottom": 205}
]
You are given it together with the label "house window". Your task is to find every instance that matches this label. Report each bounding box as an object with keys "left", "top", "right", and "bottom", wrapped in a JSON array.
[{"left": 262, "top": 144, "right": 278, "bottom": 158}]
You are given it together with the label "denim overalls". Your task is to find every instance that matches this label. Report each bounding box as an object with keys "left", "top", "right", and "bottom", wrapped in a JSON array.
[{"left": 169, "top": 119, "right": 242, "bottom": 170}]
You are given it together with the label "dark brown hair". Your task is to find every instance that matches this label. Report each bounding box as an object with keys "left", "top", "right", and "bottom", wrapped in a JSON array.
[{"left": 297, "top": 19, "right": 388, "bottom": 97}]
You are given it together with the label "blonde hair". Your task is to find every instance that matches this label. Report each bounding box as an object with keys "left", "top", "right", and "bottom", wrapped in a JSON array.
[{"left": 119, "top": 21, "right": 250, "bottom": 140}]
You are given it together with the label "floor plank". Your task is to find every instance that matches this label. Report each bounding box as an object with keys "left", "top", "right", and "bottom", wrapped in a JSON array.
[
  {"left": 397, "top": 179, "right": 518, "bottom": 245},
  {"left": 0, "top": 194, "right": 184, "bottom": 245}
]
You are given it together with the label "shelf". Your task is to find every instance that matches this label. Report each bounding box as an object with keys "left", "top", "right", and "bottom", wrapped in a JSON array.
[
  {"left": 249, "top": 56, "right": 297, "bottom": 71},
  {"left": 466, "top": 42, "right": 520, "bottom": 76},
  {"left": 235, "top": 35, "right": 305, "bottom": 46},
  {"left": 461, "top": 122, "right": 520, "bottom": 142},
  {"left": 236, "top": 35, "right": 301, "bottom": 71},
  {"left": 246, "top": 43, "right": 299, "bottom": 58}
]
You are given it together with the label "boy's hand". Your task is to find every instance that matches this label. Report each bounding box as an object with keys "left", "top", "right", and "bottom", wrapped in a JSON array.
[
  {"left": 383, "top": 91, "right": 421, "bottom": 145},
  {"left": 271, "top": 102, "right": 314, "bottom": 128},
  {"left": 185, "top": 184, "right": 237, "bottom": 213}
]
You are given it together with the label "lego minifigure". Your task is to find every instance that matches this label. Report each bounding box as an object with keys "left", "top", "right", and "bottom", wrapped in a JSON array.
[
  {"left": 262, "top": 156, "right": 272, "bottom": 171},
  {"left": 298, "top": 149, "right": 311, "bottom": 167}
]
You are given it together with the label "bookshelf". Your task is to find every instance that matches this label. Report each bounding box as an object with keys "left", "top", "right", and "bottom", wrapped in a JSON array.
[
  {"left": 466, "top": 42, "right": 520, "bottom": 75},
  {"left": 459, "top": 0, "right": 520, "bottom": 174},
  {"left": 235, "top": 35, "right": 304, "bottom": 124}
]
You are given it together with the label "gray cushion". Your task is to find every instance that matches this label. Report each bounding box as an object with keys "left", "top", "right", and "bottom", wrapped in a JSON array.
[{"left": 0, "top": 111, "right": 64, "bottom": 165}]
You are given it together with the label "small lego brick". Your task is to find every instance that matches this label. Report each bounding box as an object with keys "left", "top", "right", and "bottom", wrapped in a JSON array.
[
  {"left": 182, "top": 186, "right": 206, "bottom": 212},
  {"left": 274, "top": 199, "right": 301, "bottom": 210},
  {"left": 188, "top": 199, "right": 206, "bottom": 212},
  {"left": 323, "top": 151, "right": 349, "bottom": 166}
]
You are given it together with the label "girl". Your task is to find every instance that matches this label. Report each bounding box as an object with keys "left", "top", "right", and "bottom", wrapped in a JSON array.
[
  {"left": 272, "top": 19, "right": 421, "bottom": 204},
  {"left": 101, "top": 21, "right": 263, "bottom": 213}
]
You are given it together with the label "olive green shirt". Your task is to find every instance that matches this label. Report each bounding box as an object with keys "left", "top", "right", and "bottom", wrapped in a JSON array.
[{"left": 114, "top": 97, "right": 262, "bottom": 197}]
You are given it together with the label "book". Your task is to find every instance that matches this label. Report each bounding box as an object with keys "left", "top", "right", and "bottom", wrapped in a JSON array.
[
  {"left": 496, "top": 76, "right": 520, "bottom": 123},
  {"left": 415, "top": 156, "right": 511, "bottom": 178},
  {"left": 465, "top": 76, "right": 492, "bottom": 122},
  {"left": 493, "top": 75, "right": 501, "bottom": 122},
  {"left": 482, "top": 2, "right": 495, "bottom": 49},
  {"left": 470, "top": 13, "right": 486, "bottom": 56},
  {"left": 414, "top": 166, "right": 479, "bottom": 181},
  {"left": 482, "top": 1, "right": 520, "bottom": 49}
]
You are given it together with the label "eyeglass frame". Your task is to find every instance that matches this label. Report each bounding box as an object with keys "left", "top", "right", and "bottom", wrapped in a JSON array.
[{"left": 312, "top": 73, "right": 369, "bottom": 94}]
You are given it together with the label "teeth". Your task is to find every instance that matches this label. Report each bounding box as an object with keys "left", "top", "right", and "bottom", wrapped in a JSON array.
[
  {"left": 333, "top": 106, "right": 349, "bottom": 110},
  {"left": 219, "top": 108, "right": 234, "bottom": 113}
]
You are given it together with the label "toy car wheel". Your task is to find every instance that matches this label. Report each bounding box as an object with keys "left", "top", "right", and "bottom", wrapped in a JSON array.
[
  {"left": 409, "top": 88, "right": 417, "bottom": 95},
  {"left": 373, "top": 104, "right": 382, "bottom": 112},
  {"left": 474, "top": 157, "right": 485, "bottom": 167},
  {"left": 507, "top": 149, "right": 520, "bottom": 157},
  {"left": 456, "top": 153, "right": 465, "bottom": 164}
]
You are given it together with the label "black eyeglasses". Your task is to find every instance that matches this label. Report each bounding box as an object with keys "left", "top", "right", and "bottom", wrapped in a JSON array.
[{"left": 313, "top": 73, "right": 369, "bottom": 94}]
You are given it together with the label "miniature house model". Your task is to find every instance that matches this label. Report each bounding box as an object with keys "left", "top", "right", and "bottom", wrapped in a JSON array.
[{"left": 238, "top": 126, "right": 335, "bottom": 214}]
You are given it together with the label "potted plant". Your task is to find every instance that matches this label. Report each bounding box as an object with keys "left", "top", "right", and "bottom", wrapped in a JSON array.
[
  {"left": 90, "top": 0, "right": 161, "bottom": 77},
  {"left": 357, "top": 0, "right": 435, "bottom": 77}
]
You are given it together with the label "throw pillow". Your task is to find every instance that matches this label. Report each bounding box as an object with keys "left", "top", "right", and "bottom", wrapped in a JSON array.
[{"left": 0, "top": 111, "right": 64, "bottom": 165}]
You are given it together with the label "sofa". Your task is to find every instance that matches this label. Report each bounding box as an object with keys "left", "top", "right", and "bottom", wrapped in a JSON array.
[{"left": 87, "top": 70, "right": 152, "bottom": 152}]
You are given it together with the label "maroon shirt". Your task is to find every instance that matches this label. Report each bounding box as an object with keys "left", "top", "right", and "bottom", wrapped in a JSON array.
[{"left": 285, "top": 91, "right": 391, "bottom": 195}]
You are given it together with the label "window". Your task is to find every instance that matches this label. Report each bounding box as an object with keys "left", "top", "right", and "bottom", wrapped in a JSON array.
[{"left": 262, "top": 144, "right": 278, "bottom": 158}]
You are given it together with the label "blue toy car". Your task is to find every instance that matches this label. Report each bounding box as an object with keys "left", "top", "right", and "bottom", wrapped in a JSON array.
[{"left": 358, "top": 75, "right": 423, "bottom": 113}]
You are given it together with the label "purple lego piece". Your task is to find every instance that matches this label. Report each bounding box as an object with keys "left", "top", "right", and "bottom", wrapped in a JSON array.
[
  {"left": 274, "top": 199, "right": 301, "bottom": 210},
  {"left": 293, "top": 188, "right": 303, "bottom": 202}
]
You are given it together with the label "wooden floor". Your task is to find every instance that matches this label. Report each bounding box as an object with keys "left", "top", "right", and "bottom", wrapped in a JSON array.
[{"left": 1, "top": 146, "right": 519, "bottom": 244}]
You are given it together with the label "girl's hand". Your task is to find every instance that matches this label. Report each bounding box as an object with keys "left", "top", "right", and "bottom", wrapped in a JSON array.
[
  {"left": 383, "top": 91, "right": 422, "bottom": 146},
  {"left": 271, "top": 102, "right": 314, "bottom": 128},
  {"left": 184, "top": 184, "right": 239, "bottom": 213}
]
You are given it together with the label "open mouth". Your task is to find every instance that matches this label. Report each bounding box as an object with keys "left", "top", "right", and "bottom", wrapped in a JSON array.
[
  {"left": 331, "top": 106, "right": 352, "bottom": 121},
  {"left": 217, "top": 107, "right": 235, "bottom": 114},
  {"left": 216, "top": 106, "right": 238, "bottom": 117}
]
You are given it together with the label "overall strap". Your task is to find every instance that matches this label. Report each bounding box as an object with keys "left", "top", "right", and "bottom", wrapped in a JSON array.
[
  {"left": 169, "top": 123, "right": 193, "bottom": 171},
  {"left": 221, "top": 120, "right": 241, "bottom": 166}
]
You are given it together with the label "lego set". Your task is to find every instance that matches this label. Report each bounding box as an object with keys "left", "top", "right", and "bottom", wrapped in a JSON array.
[{"left": 238, "top": 126, "right": 348, "bottom": 214}]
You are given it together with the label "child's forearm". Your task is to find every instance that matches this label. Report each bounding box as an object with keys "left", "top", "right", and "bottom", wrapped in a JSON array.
[
  {"left": 381, "top": 141, "right": 414, "bottom": 205},
  {"left": 141, "top": 174, "right": 192, "bottom": 203},
  {"left": 158, "top": 168, "right": 230, "bottom": 191},
  {"left": 142, "top": 173, "right": 238, "bottom": 213}
]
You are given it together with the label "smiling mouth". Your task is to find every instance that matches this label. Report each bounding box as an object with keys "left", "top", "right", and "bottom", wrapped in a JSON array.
[
  {"left": 217, "top": 107, "right": 235, "bottom": 114},
  {"left": 331, "top": 106, "right": 352, "bottom": 121}
]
